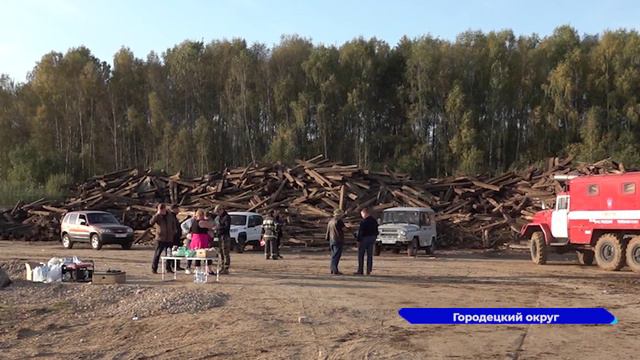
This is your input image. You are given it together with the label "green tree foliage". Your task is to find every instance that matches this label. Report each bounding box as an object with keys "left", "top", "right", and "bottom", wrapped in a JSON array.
[{"left": 1, "top": 26, "right": 640, "bottom": 199}]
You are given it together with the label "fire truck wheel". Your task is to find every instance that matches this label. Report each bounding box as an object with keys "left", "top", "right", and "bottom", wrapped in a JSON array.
[
  {"left": 576, "top": 250, "right": 594, "bottom": 266},
  {"left": 530, "top": 232, "right": 547, "bottom": 265},
  {"left": 595, "top": 233, "right": 626, "bottom": 271},
  {"left": 625, "top": 236, "right": 640, "bottom": 273}
]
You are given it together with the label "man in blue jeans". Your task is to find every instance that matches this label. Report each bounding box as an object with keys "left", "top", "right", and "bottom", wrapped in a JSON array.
[
  {"left": 355, "top": 207, "right": 378, "bottom": 275},
  {"left": 325, "top": 209, "right": 346, "bottom": 275}
]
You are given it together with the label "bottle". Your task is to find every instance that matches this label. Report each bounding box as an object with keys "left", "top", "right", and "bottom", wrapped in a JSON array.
[{"left": 194, "top": 269, "right": 204, "bottom": 284}]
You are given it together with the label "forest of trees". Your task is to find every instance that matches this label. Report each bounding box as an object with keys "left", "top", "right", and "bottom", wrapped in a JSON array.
[{"left": 1, "top": 25, "right": 640, "bottom": 201}]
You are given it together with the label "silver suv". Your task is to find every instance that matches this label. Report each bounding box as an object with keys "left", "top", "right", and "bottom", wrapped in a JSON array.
[
  {"left": 61, "top": 211, "right": 134, "bottom": 250},
  {"left": 376, "top": 207, "right": 437, "bottom": 256}
]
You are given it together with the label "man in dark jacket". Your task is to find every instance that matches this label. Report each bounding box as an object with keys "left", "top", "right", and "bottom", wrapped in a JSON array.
[
  {"left": 167, "top": 204, "right": 184, "bottom": 271},
  {"left": 325, "top": 209, "right": 345, "bottom": 275},
  {"left": 215, "top": 205, "right": 232, "bottom": 274},
  {"left": 150, "top": 203, "right": 177, "bottom": 274},
  {"left": 356, "top": 207, "right": 378, "bottom": 275}
]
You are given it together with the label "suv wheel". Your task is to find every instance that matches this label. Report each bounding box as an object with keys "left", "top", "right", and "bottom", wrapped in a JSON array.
[
  {"left": 91, "top": 234, "right": 103, "bottom": 250},
  {"left": 121, "top": 241, "right": 133, "bottom": 250},
  {"left": 374, "top": 242, "right": 381, "bottom": 256},
  {"left": 62, "top": 234, "right": 74, "bottom": 249},
  {"left": 235, "top": 234, "right": 246, "bottom": 253}
]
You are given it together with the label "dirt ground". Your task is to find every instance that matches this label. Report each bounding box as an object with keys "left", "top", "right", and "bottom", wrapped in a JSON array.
[{"left": 1, "top": 241, "right": 640, "bottom": 360}]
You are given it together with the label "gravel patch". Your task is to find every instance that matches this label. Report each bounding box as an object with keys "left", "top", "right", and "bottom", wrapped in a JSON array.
[{"left": 1, "top": 278, "right": 228, "bottom": 318}]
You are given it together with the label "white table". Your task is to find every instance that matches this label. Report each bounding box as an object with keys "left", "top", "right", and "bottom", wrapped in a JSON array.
[{"left": 160, "top": 256, "right": 220, "bottom": 282}]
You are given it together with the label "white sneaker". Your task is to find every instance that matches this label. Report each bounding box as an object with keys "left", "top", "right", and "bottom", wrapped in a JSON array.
[{"left": 185, "top": 269, "right": 191, "bottom": 275}]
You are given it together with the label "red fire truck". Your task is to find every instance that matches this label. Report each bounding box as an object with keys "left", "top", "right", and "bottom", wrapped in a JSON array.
[{"left": 520, "top": 172, "right": 640, "bottom": 272}]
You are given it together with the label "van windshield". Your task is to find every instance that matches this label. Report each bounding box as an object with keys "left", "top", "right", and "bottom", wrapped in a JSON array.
[
  {"left": 230, "top": 215, "right": 247, "bottom": 226},
  {"left": 87, "top": 213, "right": 119, "bottom": 224},
  {"left": 382, "top": 211, "right": 420, "bottom": 225}
]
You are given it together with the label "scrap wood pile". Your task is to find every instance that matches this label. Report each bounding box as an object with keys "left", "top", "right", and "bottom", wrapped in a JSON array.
[
  {"left": 0, "top": 155, "right": 629, "bottom": 248},
  {"left": 428, "top": 157, "right": 627, "bottom": 247}
]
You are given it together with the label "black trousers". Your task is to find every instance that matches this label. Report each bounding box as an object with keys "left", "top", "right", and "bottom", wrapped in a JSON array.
[
  {"left": 357, "top": 236, "right": 376, "bottom": 274},
  {"left": 330, "top": 241, "right": 343, "bottom": 273},
  {"left": 275, "top": 234, "right": 282, "bottom": 256},
  {"left": 152, "top": 241, "right": 172, "bottom": 272}
]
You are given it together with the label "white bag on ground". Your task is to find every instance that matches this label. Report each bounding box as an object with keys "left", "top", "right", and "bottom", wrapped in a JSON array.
[
  {"left": 32, "top": 265, "right": 47, "bottom": 282},
  {"left": 45, "top": 264, "right": 62, "bottom": 283}
]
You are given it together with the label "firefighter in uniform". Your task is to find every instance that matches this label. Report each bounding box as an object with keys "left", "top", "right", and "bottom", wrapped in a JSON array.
[{"left": 262, "top": 211, "right": 278, "bottom": 260}]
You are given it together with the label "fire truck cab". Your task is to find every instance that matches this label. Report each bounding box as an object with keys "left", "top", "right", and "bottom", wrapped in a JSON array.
[{"left": 521, "top": 172, "right": 640, "bottom": 272}]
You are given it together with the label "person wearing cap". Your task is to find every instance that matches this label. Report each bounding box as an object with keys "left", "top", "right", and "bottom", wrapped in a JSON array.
[
  {"left": 325, "top": 208, "right": 346, "bottom": 275},
  {"left": 214, "top": 205, "right": 232, "bottom": 274}
]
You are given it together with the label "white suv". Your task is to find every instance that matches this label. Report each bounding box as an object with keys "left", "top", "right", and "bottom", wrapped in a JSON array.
[
  {"left": 376, "top": 207, "right": 437, "bottom": 257},
  {"left": 229, "top": 212, "right": 263, "bottom": 253}
]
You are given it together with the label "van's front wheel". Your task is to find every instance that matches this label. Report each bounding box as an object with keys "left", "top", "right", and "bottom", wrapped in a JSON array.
[{"left": 407, "top": 238, "right": 418, "bottom": 257}]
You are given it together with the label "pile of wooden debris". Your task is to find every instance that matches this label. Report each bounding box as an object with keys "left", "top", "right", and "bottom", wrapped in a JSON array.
[{"left": 0, "top": 156, "right": 628, "bottom": 248}]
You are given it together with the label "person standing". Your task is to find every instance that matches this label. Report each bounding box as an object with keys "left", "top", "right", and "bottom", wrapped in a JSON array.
[
  {"left": 262, "top": 211, "right": 278, "bottom": 260},
  {"left": 355, "top": 207, "right": 378, "bottom": 275},
  {"left": 325, "top": 209, "right": 346, "bottom": 275},
  {"left": 181, "top": 213, "right": 194, "bottom": 248},
  {"left": 215, "top": 205, "right": 232, "bottom": 274},
  {"left": 274, "top": 211, "right": 284, "bottom": 259},
  {"left": 150, "top": 203, "right": 177, "bottom": 274},
  {"left": 186, "top": 209, "right": 214, "bottom": 274},
  {"left": 168, "top": 204, "right": 184, "bottom": 271}
]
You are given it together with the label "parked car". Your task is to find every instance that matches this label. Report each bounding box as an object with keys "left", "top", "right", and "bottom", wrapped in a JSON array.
[
  {"left": 376, "top": 207, "right": 437, "bottom": 256},
  {"left": 229, "top": 212, "right": 263, "bottom": 253},
  {"left": 61, "top": 211, "right": 134, "bottom": 250}
]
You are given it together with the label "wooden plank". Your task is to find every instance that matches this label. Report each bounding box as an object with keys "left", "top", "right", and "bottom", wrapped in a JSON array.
[{"left": 471, "top": 180, "right": 501, "bottom": 192}]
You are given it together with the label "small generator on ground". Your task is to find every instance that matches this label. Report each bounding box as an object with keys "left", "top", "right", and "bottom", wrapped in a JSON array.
[{"left": 61, "top": 261, "right": 95, "bottom": 282}]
